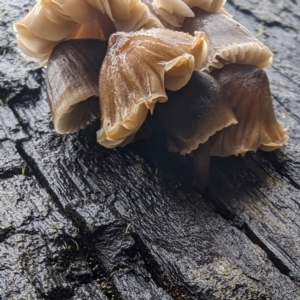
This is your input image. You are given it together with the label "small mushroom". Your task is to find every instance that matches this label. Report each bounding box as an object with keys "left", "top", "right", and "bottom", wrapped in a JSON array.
[
  {"left": 155, "top": 70, "right": 237, "bottom": 191},
  {"left": 46, "top": 39, "right": 107, "bottom": 133},
  {"left": 87, "top": 0, "right": 164, "bottom": 31},
  {"left": 181, "top": 8, "right": 273, "bottom": 72},
  {"left": 155, "top": 71, "right": 237, "bottom": 155},
  {"left": 152, "top": 0, "right": 195, "bottom": 27},
  {"left": 42, "top": 0, "right": 98, "bottom": 24},
  {"left": 185, "top": 0, "right": 228, "bottom": 13},
  {"left": 141, "top": 0, "right": 182, "bottom": 28},
  {"left": 155, "top": 64, "right": 288, "bottom": 191},
  {"left": 14, "top": 0, "right": 104, "bottom": 64},
  {"left": 14, "top": 0, "right": 164, "bottom": 64},
  {"left": 154, "top": 65, "right": 288, "bottom": 190},
  {"left": 151, "top": 0, "right": 228, "bottom": 28},
  {"left": 210, "top": 64, "right": 288, "bottom": 156},
  {"left": 96, "top": 28, "right": 209, "bottom": 148}
]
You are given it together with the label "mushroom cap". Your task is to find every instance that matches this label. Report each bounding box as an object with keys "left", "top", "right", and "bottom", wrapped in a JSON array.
[
  {"left": 185, "top": 0, "right": 227, "bottom": 13},
  {"left": 41, "top": 0, "right": 98, "bottom": 24},
  {"left": 14, "top": 0, "right": 109, "bottom": 64},
  {"left": 141, "top": 0, "right": 182, "bottom": 28},
  {"left": 96, "top": 28, "right": 209, "bottom": 148},
  {"left": 46, "top": 39, "right": 107, "bottom": 133},
  {"left": 151, "top": 0, "right": 228, "bottom": 28},
  {"left": 181, "top": 8, "right": 273, "bottom": 72},
  {"left": 87, "top": 0, "right": 164, "bottom": 31},
  {"left": 210, "top": 64, "right": 288, "bottom": 157},
  {"left": 155, "top": 71, "right": 237, "bottom": 155},
  {"left": 14, "top": 0, "right": 163, "bottom": 64}
]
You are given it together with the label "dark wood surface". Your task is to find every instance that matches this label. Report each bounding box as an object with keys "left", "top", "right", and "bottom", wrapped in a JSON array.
[{"left": 0, "top": 0, "right": 300, "bottom": 299}]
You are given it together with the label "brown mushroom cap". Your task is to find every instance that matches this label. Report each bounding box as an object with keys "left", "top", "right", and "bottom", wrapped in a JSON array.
[
  {"left": 155, "top": 71, "right": 237, "bottom": 154},
  {"left": 46, "top": 39, "right": 107, "bottom": 133},
  {"left": 96, "top": 28, "right": 208, "bottom": 148},
  {"left": 181, "top": 8, "right": 273, "bottom": 72},
  {"left": 210, "top": 64, "right": 288, "bottom": 156}
]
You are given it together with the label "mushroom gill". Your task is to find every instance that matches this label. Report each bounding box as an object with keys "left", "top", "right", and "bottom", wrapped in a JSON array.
[
  {"left": 46, "top": 39, "right": 107, "bottom": 133},
  {"left": 181, "top": 8, "right": 273, "bottom": 72},
  {"left": 96, "top": 28, "right": 209, "bottom": 148},
  {"left": 209, "top": 64, "right": 289, "bottom": 157}
]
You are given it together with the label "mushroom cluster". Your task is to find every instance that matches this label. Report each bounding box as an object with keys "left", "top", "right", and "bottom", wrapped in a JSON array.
[{"left": 15, "top": 0, "right": 288, "bottom": 190}]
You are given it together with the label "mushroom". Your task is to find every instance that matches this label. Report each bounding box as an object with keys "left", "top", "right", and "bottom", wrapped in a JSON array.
[
  {"left": 184, "top": 0, "right": 228, "bottom": 13},
  {"left": 165, "top": 8, "right": 287, "bottom": 188},
  {"left": 154, "top": 65, "right": 288, "bottom": 190},
  {"left": 14, "top": 0, "right": 106, "bottom": 64},
  {"left": 155, "top": 71, "right": 237, "bottom": 155},
  {"left": 14, "top": 0, "right": 163, "bottom": 64},
  {"left": 154, "top": 71, "right": 237, "bottom": 190},
  {"left": 151, "top": 0, "right": 195, "bottom": 27},
  {"left": 86, "top": 0, "right": 163, "bottom": 31},
  {"left": 181, "top": 8, "right": 273, "bottom": 72},
  {"left": 209, "top": 64, "right": 289, "bottom": 156},
  {"left": 96, "top": 28, "right": 209, "bottom": 148},
  {"left": 149, "top": 0, "right": 229, "bottom": 28},
  {"left": 15, "top": 0, "right": 289, "bottom": 192},
  {"left": 46, "top": 39, "right": 107, "bottom": 133}
]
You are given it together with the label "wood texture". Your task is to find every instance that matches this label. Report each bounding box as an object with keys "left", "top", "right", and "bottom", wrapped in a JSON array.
[{"left": 0, "top": 0, "right": 300, "bottom": 299}]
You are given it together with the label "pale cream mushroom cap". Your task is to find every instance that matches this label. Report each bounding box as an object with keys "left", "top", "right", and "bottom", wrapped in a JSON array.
[
  {"left": 151, "top": 0, "right": 228, "bottom": 28},
  {"left": 41, "top": 0, "right": 98, "bottom": 24},
  {"left": 87, "top": 0, "right": 163, "bottom": 31},
  {"left": 142, "top": 1, "right": 189, "bottom": 28},
  {"left": 181, "top": 8, "right": 273, "bottom": 72},
  {"left": 15, "top": 2, "right": 78, "bottom": 42},
  {"left": 14, "top": 0, "right": 105, "bottom": 64},
  {"left": 14, "top": 0, "right": 163, "bottom": 64},
  {"left": 185, "top": 0, "right": 227, "bottom": 13},
  {"left": 97, "top": 28, "right": 208, "bottom": 148}
]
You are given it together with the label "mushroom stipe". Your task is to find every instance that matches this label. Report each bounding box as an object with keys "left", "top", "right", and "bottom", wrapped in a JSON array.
[{"left": 15, "top": 0, "right": 288, "bottom": 191}]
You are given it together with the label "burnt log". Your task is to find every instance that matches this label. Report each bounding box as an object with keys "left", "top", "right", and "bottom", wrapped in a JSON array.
[{"left": 0, "top": 0, "right": 300, "bottom": 299}]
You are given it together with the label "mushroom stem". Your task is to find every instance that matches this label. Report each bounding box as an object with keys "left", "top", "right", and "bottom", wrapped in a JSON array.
[{"left": 193, "top": 140, "right": 211, "bottom": 192}]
